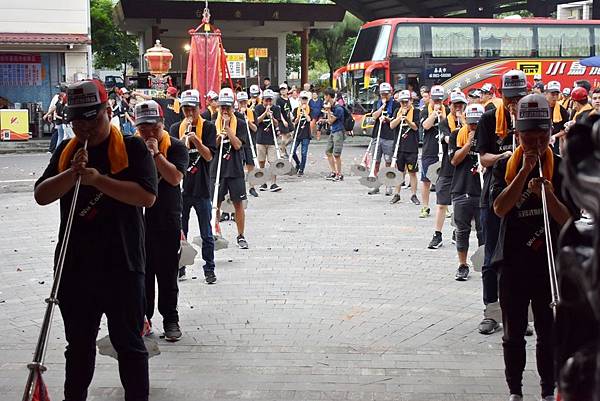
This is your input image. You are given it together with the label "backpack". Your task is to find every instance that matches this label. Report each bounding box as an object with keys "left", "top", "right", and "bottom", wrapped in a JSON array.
[{"left": 341, "top": 105, "right": 355, "bottom": 132}]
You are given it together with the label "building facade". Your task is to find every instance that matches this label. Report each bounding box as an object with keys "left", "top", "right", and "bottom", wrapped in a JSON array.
[
  {"left": 557, "top": 1, "right": 593, "bottom": 20},
  {"left": 0, "top": 0, "right": 92, "bottom": 109}
]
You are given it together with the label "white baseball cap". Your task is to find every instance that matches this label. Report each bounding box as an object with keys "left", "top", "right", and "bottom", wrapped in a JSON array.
[
  {"left": 134, "top": 100, "right": 164, "bottom": 126},
  {"left": 379, "top": 82, "right": 392, "bottom": 93},
  {"left": 465, "top": 103, "right": 485, "bottom": 124},
  {"left": 480, "top": 83, "right": 494, "bottom": 93},
  {"left": 206, "top": 90, "right": 219, "bottom": 101},
  {"left": 534, "top": 74, "right": 542, "bottom": 81},
  {"left": 262, "top": 89, "right": 276, "bottom": 99},
  {"left": 450, "top": 91, "right": 467, "bottom": 104},
  {"left": 65, "top": 79, "right": 108, "bottom": 122},
  {"left": 430, "top": 85, "right": 445, "bottom": 100},
  {"left": 180, "top": 89, "right": 200, "bottom": 107},
  {"left": 502, "top": 69, "right": 528, "bottom": 98},
  {"left": 299, "top": 91, "right": 310, "bottom": 99},
  {"left": 545, "top": 81, "right": 561, "bottom": 93},
  {"left": 279, "top": 83, "right": 288, "bottom": 91},
  {"left": 516, "top": 94, "right": 551, "bottom": 132},
  {"left": 249, "top": 85, "right": 260, "bottom": 96},
  {"left": 218, "top": 88, "right": 235, "bottom": 107},
  {"left": 399, "top": 90, "right": 411, "bottom": 101},
  {"left": 562, "top": 87, "right": 571, "bottom": 96},
  {"left": 236, "top": 91, "right": 248, "bottom": 102}
]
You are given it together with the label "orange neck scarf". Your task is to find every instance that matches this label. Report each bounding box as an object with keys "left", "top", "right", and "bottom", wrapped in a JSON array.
[
  {"left": 58, "top": 125, "right": 128, "bottom": 174},
  {"left": 485, "top": 97, "right": 503, "bottom": 110},
  {"left": 494, "top": 106, "right": 511, "bottom": 139},
  {"left": 456, "top": 125, "right": 471, "bottom": 148},
  {"left": 179, "top": 116, "right": 204, "bottom": 143},
  {"left": 552, "top": 103, "right": 563, "bottom": 124},
  {"left": 215, "top": 112, "right": 238, "bottom": 134},
  {"left": 574, "top": 103, "right": 593, "bottom": 120},
  {"left": 428, "top": 103, "right": 447, "bottom": 119},
  {"left": 447, "top": 113, "right": 465, "bottom": 132},
  {"left": 295, "top": 104, "right": 310, "bottom": 118},
  {"left": 397, "top": 105, "right": 414, "bottom": 124},
  {"left": 135, "top": 130, "right": 171, "bottom": 157},
  {"left": 505, "top": 145, "right": 554, "bottom": 185}
]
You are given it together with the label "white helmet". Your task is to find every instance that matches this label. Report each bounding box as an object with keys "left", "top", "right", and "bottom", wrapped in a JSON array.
[{"left": 218, "top": 88, "right": 235, "bottom": 107}]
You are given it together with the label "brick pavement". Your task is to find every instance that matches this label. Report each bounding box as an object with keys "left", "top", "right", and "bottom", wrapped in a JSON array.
[{"left": 0, "top": 140, "right": 542, "bottom": 400}]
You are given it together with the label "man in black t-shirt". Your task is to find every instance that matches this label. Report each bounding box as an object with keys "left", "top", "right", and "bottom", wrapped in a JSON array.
[
  {"left": 448, "top": 103, "right": 485, "bottom": 281},
  {"left": 276, "top": 83, "right": 293, "bottom": 156},
  {"left": 236, "top": 91, "right": 260, "bottom": 197},
  {"left": 170, "top": 89, "right": 218, "bottom": 284},
  {"left": 254, "top": 89, "right": 284, "bottom": 192},
  {"left": 135, "top": 100, "right": 189, "bottom": 342},
  {"left": 368, "top": 82, "right": 399, "bottom": 196},
  {"left": 544, "top": 81, "right": 569, "bottom": 155},
  {"left": 419, "top": 85, "right": 450, "bottom": 218},
  {"left": 211, "top": 88, "right": 249, "bottom": 249},
  {"left": 475, "top": 69, "right": 527, "bottom": 335},
  {"left": 291, "top": 91, "right": 312, "bottom": 176},
  {"left": 389, "top": 89, "right": 420, "bottom": 204},
  {"left": 490, "top": 94, "right": 577, "bottom": 401},
  {"left": 34, "top": 79, "right": 157, "bottom": 401},
  {"left": 427, "top": 91, "right": 464, "bottom": 249},
  {"left": 201, "top": 91, "right": 219, "bottom": 121}
]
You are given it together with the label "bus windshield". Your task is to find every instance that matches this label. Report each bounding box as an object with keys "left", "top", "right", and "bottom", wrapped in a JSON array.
[
  {"left": 349, "top": 25, "right": 391, "bottom": 63},
  {"left": 346, "top": 69, "right": 385, "bottom": 113}
]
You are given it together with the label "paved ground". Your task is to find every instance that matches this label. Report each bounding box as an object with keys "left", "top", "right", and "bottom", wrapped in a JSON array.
[{"left": 0, "top": 139, "right": 542, "bottom": 401}]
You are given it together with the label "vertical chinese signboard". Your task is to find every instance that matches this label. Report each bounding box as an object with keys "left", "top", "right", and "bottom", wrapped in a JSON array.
[
  {"left": 226, "top": 53, "right": 247, "bottom": 79},
  {"left": 0, "top": 54, "right": 42, "bottom": 86}
]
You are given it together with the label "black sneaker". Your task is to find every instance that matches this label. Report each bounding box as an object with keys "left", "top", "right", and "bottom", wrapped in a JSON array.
[
  {"left": 164, "top": 321, "right": 182, "bottom": 342},
  {"left": 205, "top": 272, "right": 217, "bottom": 284},
  {"left": 230, "top": 213, "right": 236, "bottom": 222},
  {"left": 259, "top": 183, "right": 268, "bottom": 191},
  {"left": 368, "top": 187, "right": 380, "bottom": 195},
  {"left": 237, "top": 235, "right": 249, "bottom": 249},
  {"left": 385, "top": 186, "right": 393, "bottom": 196},
  {"left": 410, "top": 194, "right": 421, "bottom": 205},
  {"left": 428, "top": 232, "right": 443, "bottom": 249},
  {"left": 178, "top": 266, "right": 187, "bottom": 281},
  {"left": 478, "top": 318, "right": 500, "bottom": 335},
  {"left": 325, "top": 172, "right": 336, "bottom": 180},
  {"left": 390, "top": 194, "right": 401, "bottom": 204},
  {"left": 451, "top": 230, "right": 456, "bottom": 245},
  {"left": 297, "top": 170, "right": 304, "bottom": 177},
  {"left": 336, "top": 174, "right": 344, "bottom": 181},
  {"left": 219, "top": 212, "right": 230, "bottom": 222},
  {"left": 270, "top": 184, "right": 282, "bottom": 192},
  {"left": 249, "top": 187, "right": 259, "bottom": 197},
  {"left": 455, "top": 264, "right": 469, "bottom": 281}
]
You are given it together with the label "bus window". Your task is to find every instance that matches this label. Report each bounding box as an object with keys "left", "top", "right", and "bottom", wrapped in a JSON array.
[
  {"left": 349, "top": 25, "right": 391, "bottom": 63},
  {"left": 595, "top": 28, "right": 600, "bottom": 55},
  {"left": 431, "top": 26, "right": 474, "bottom": 58},
  {"left": 538, "top": 27, "right": 591, "bottom": 57},
  {"left": 479, "top": 26, "right": 534, "bottom": 57},
  {"left": 391, "top": 25, "right": 421, "bottom": 58}
]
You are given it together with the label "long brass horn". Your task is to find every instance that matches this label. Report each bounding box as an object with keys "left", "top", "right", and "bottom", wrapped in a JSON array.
[
  {"left": 378, "top": 118, "right": 405, "bottom": 187},
  {"left": 359, "top": 114, "right": 383, "bottom": 188},
  {"left": 269, "top": 112, "right": 292, "bottom": 175},
  {"left": 351, "top": 139, "right": 373, "bottom": 177},
  {"left": 242, "top": 111, "right": 272, "bottom": 186}
]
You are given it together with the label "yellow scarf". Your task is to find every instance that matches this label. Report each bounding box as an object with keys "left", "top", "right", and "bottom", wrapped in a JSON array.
[
  {"left": 58, "top": 125, "right": 128, "bottom": 174},
  {"left": 135, "top": 130, "right": 172, "bottom": 157},
  {"left": 428, "top": 103, "right": 447, "bottom": 119},
  {"left": 494, "top": 106, "right": 510, "bottom": 139},
  {"left": 215, "top": 112, "right": 238, "bottom": 134},
  {"left": 456, "top": 125, "right": 471, "bottom": 148},
  {"left": 245, "top": 108, "right": 255, "bottom": 122},
  {"left": 295, "top": 104, "right": 310, "bottom": 118},
  {"left": 485, "top": 97, "right": 503, "bottom": 110},
  {"left": 573, "top": 103, "right": 593, "bottom": 120},
  {"left": 505, "top": 145, "right": 554, "bottom": 185},
  {"left": 552, "top": 103, "right": 563, "bottom": 124},
  {"left": 397, "top": 105, "right": 414, "bottom": 124},
  {"left": 447, "top": 113, "right": 465, "bottom": 132},
  {"left": 178, "top": 116, "right": 204, "bottom": 142}
]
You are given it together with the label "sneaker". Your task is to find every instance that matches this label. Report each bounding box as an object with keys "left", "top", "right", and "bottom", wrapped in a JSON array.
[
  {"left": 446, "top": 209, "right": 452, "bottom": 218},
  {"left": 419, "top": 206, "right": 431, "bottom": 218},
  {"left": 401, "top": 183, "right": 410, "bottom": 189},
  {"left": 525, "top": 323, "right": 534, "bottom": 336},
  {"left": 509, "top": 396, "right": 523, "bottom": 401},
  {"left": 385, "top": 186, "right": 393, "bottom": 196},
  {"left": 270, "top": 184, "right": 282, "bottom": 192},
  {"left": 230, "top": 213, "right": 236, "bottom": 222},
  {"left": 325, "top": 172, "right": 336, "bottom": 180},
  {"left": 205, "top": 272, "right": 217, "bottom": 284},
  {"left": 259, "top": 183, "right": 268, "bottom": 191},
  {"left": 163, "top": 321, "right": 182, "bottom": 342},
  {"left": 540, "top": 396, "right": 555, "bottom": 401},
  {"left": 219, "top": 212, "right": 230, "bottom": 222},
  {"left": 178, "top": 266, "right": 187, "bottom": 281},
  {"left": 428, "top": 232, "right": 443, "bottom": 249},
  {"left": 142, "top": 318, "right": 153, "bottom": 337},
  {"left": 249, "top": 187, "right": 259, "bottom": 197},
  {"left": 237, "top": 235, "right": 249, "bottom": 249},
  {"left": 390, "top": 194, "right": 401, "bottom": 204},
  {"left": 410, "top": 194, "right": 421, "bottom": 205},
  {"left": 455, "top": 264, "right": 469, "bottom": 281},
  {"left": 451, "top": 230, "right": 456, "bottom": 245},
  {"left": 336, "top": 174, "right": 344, "bottom": 181},
  {"left": 297, "top": 170, "right": 304, "bottom": 177},
  {"left": 368, "top": 187, "right": 380, "bottom": 195},
  {"left": 478, "top": 318, "right": 500, "bottom": 335}
]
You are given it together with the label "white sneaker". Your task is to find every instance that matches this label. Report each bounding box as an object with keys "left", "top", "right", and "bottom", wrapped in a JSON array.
[{"left": 509, "top": 395, "right": 523, "bottom": 401}]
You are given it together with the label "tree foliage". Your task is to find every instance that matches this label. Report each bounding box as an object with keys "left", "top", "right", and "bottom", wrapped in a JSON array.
[{"left": 90, "top": 0, "right": 138, "bottom": 71}]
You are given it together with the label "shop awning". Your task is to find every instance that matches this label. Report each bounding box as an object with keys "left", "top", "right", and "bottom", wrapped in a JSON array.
[{"left": 0, "top": 33, "right": 90, "bottom": 46}]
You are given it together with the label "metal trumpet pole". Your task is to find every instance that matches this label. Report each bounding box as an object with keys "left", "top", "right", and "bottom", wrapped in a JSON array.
[
  {"left": 243, "top": 114, "right": 260, "bottom": 167},
  {"left": 390, "top": 119, "right": 405, "bottom": 169},
  {"left": 368, "top": 118, "right": 383, "bottom": 178},
  {"left": 511, "top": 114, "right": 517, "bottom": 151},
  {"left": 270, "top": 113, "right": 283, "bottom": 160},
  {"left": 23, "top": 140, "right": 89, "bottom": 401},
  {"left": 288, "top": 112, "right": 303, "bottom": 164},
  {"left": 538, "top": 156, "right": 560, "bottom": 314},
  {"left": 210, "top": 132, "right": 226, "bottom": 234}
]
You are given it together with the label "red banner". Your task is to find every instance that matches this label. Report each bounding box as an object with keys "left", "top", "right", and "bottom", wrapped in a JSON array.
[
  {"left": 0, "top": 53, "right": 41, "bottom": 64},
  {"left": 186, "top": 34, "right": 222, "bottom": 110}
]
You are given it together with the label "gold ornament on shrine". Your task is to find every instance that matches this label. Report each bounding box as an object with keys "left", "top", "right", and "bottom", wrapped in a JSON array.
[{"left": 144, "top": 40, "right": 173, "bottom": 76}]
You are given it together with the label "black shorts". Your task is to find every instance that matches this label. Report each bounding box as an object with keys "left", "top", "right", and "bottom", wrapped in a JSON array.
[
  {"left": 397, "top": 152, "right": 418, "bottom": 173},
  {"left": 243, "top": 146, "right": 255, "bottom": 166},
  {"left": 213, "top": 177, "right": 247, "bottom": 204},
  {"left": 435, "top": 175, "right": 452, "bottom": 206}
]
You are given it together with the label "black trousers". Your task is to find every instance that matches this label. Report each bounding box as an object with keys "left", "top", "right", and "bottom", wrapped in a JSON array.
[
  {"left": 481, "top": 206, "right": 501, "bottom": 305},
  {"left": 58, "top": 269, "right": 149, "bottom": 401},
  {"left": 499, "top": 261, "right": 555, "bottom": 397},
  {"left": 145, "top": 227, "right": 181, "bottom": 324},
  {"left": 452, "top": 194, "right": 484, "bottom": 253}
]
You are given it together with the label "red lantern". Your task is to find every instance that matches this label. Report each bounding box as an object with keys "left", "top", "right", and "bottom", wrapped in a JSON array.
[{"left": 144, "top": 40, "right": 173, "bottom": 76}]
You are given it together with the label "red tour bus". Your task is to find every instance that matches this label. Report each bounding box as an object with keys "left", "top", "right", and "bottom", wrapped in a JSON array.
[{"left": 334, "top": 17, "right": 600, "bottom": 121}]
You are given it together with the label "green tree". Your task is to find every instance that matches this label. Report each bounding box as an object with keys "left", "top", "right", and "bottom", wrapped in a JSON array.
[
  {"left": 310, "top": 12, "right": 362, "bottom": 86},
  {"left": 90, "top": 0, "right": 138, "bottom": 73}
]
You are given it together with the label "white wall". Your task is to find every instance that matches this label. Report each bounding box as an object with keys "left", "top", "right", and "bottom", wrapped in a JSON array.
[
  {"left": 0, "top": 0, "right": 89, "bottom": 34},
  {"left": 64, "top": 52, "right": 88, "bottom": 83}
]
